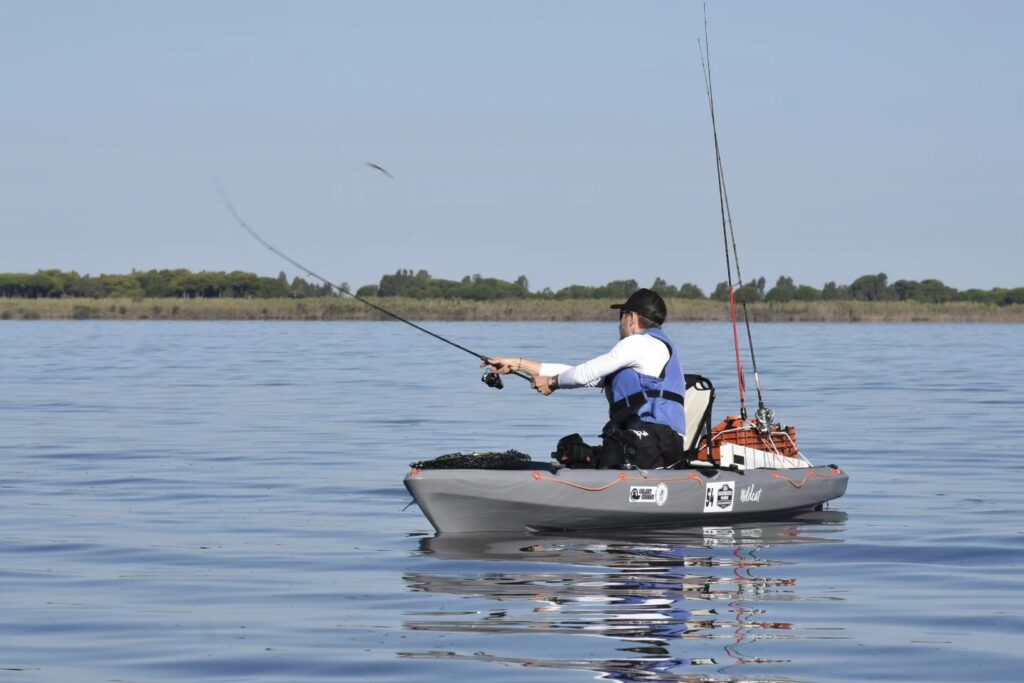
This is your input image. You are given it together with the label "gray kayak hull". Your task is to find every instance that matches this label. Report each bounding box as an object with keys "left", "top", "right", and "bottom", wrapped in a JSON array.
[{"left": 405, "top": 465, "right": 848, "bottom": 533}]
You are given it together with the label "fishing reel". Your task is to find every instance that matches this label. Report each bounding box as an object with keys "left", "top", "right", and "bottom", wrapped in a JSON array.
[
  {"left": 754, "top": 406, "right": 776, "bottom": 435},
  {"left": 481, "top": 369, "right": 504, "bottom": 390}
]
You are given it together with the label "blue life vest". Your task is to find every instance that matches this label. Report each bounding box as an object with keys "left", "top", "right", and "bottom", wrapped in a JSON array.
[{"left": 603, "top": 328, "right": 686, "bottom": 435}]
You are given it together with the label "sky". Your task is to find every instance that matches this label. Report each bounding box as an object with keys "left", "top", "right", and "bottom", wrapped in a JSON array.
[{"left": 1, "top": 1, "right": 1021, "bottom": 293}]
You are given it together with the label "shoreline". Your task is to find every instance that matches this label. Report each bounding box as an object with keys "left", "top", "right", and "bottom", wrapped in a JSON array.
[{"left": 2, "top": 297, "right": 1023, "bottom": 323}]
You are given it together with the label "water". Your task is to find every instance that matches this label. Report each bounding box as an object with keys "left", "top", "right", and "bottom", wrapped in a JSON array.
[{"left": 2, "top": 321, "right": 1023, "bottom": 682}]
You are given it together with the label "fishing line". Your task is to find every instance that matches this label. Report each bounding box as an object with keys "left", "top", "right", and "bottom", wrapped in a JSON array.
[
  {"left": 215, "top": 183, "right": 531, "bottom": 385},
  {"left": 699, "top": 7, "right": 771, "bottom": 424}
]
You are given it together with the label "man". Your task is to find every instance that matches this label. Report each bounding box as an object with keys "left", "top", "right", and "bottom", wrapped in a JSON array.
[{"left": 485, "top": 288, "right": 687, "bottom": 469}]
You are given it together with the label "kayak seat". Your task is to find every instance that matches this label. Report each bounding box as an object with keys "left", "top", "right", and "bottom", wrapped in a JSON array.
[{"left": 679, "top": 373, "right": 715, "bottom": 464}]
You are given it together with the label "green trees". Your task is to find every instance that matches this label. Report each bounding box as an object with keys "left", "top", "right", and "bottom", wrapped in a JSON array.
[
  {"left": 821, "top": 281, "right": 848, "bottom": 300},
  {"left": 650, "top": 278, "right": 704, "bottom": 299},
  {"left": 372, "top": 269, "right": 531, "bottom": 300},
  {"left": 891, "top": 278, "right": 957, "bottom": 304},
  {"left": 366, "top": 272, "right": 711, "bottom": 301},
  {"left": 712, "top": 277, "right": 765, "bottom": 303},
  {"left": 1, "top": 268, "right": 1021, "bottom": 306},
  {"left": 677, "top": 283, "right": 705, "bottom": 299},
  {"left": 849, "top": 273, "right": 894, "bottom": 301},
  {"left": 765, "top": 276, "right": 822, "bottom": 303},
  {"left": 765, "top": 276, "right": 797, "bottom": 303},
  {"left": 0, "top": 269, "right": 331, "bottom": 299},
  {"left": 593, "top": 280, "right": 639, "bottom": 299},
  {"left": 0, "top": 273, "right": 63, "bottom": 298}
]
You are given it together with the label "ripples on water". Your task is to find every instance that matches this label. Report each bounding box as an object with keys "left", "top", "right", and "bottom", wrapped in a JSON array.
[{"left": 2, "top": 321, "right": 1023, "bottom": 682}]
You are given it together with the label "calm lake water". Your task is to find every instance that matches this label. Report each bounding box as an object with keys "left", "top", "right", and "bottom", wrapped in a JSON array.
[{"left": 2, "top": 321, "right": 1023, "bottom": 682}]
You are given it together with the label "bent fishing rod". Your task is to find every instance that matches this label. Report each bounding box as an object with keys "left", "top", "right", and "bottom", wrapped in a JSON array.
[
  {"left": 215, "top": 184, "right": 530, "bottom": 387},
  {"left": 699, "top": 9, "right": 773, "bottom": 427}
]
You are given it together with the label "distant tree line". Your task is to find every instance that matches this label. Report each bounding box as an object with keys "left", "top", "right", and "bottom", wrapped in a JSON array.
[
  {"left": 2, "top": 269, "right": 1023, "bottom": 306},
  {"left": 358, "top": 270, "right": 1024, "bottom": 306},
  {"left": 366, "top": 269, "right": 531, "bottom": 300},
  {"left": 0, "top": 269, "right": 340, "bottom": 299},
  {"left": 749, "top": 273, "right": 1024, "bottom": 306}
]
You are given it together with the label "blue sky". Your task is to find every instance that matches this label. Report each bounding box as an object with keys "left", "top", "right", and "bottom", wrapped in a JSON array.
[{"left": 2, "top": 1, "right": 1021, "bottom": 293}]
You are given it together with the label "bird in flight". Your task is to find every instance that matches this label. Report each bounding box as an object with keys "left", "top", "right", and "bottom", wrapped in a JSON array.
[{"left": 365, "top": 161, "right": 394, "bottom": 179}]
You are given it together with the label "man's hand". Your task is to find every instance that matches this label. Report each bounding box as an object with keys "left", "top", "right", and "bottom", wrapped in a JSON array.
[
  {"left": 532, "top": 375, "right": 557, "bottom": 395},
  {"left": 482, "top": 357, "right": 520, "bottom": 375}
]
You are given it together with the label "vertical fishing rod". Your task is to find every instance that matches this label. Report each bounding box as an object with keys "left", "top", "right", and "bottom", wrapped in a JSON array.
[
  {"left": 699, "top": 8, "right": 772, "bottom": 427},
  {"left": 718, "top": 147, "right": 772, "bottom": 427},
  {"left": 215, "top": 184, "right": 530, "bottom": 385},
  {"left": 699, "top": 24, "right": 747, "bottom": 420}
]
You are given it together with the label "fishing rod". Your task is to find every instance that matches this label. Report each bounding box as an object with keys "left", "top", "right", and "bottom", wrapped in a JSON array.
[
  {"left": 215, "top": 184, "right": 530, "bottom": 387},
  {"left": 698, "top": 37, "right": 747, "bottom": 420},
  {"left": 718, "top": 143, "right": 772, "bottom": 427},
  {"left": 699, "top": 8, "right": 772, "bottom": 428},
  {"left": 698, "top": 33, "right": 750, "bottom": 420}
]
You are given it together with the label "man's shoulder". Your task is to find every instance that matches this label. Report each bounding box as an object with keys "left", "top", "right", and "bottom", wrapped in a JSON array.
[{"left": 617, "top": 332, "right": 670, "bottom": 354}]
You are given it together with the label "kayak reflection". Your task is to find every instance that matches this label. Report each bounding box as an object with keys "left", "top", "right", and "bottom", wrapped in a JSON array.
[{"left": 401, "top": 511, "right": 847, "bottom": 682}]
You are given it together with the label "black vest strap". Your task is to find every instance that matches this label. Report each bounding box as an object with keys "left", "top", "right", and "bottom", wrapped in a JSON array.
[{"left": 610, "top": 389, "right": 684, "bottom": 417}]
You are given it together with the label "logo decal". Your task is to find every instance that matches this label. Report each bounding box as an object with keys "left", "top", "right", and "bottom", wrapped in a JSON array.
[
  {"left": 703, "top": 481, "right": 735, "bottom": 513},
  {"left": 740, "top": 484, "right": 762, "bottom": 503},
  {"left": 655, "top": 482, "right": 668, "bottom": 506},
  {"left": 629, "top": 483, "right": 669, "bottom": 506}
]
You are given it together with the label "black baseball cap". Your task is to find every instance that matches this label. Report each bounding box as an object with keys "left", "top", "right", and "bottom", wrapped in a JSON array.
[{"left": 610, "top": 288, "right": 666, "bottom": 325}]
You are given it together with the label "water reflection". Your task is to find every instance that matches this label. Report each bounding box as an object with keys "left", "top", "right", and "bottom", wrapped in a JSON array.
[{"left": 402, "top": 511, "right": 846, "bottom": 682}]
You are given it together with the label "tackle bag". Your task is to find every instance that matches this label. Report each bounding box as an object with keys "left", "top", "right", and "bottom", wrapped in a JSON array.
[
  {"left": 600, "top": 417, "right": 684, "bottom": 470},
  {"left": 551, "top": 433, "right": 597, "bottom": 468}
]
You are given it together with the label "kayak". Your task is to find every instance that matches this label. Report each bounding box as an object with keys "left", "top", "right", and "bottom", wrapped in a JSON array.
[
  {"left": 405, "top": 460, "right": 847, "bottom": 533},
  {"left": 405, "top": 374, "right": 847, "bottom": 534}
]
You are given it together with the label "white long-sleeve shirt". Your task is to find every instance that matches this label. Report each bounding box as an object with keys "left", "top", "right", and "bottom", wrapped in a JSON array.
[{"left": 539, "top": 333, "right": 671, "bottom": 390}]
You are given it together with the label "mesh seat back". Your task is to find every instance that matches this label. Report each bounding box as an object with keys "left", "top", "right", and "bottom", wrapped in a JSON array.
[{"left": 682, "top": 374, "right": 715, "bottom": 453}]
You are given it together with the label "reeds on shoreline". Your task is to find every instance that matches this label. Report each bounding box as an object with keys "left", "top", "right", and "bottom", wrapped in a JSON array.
[{"left": 2, "top": 297, "right": 1022, "bottom": 323}]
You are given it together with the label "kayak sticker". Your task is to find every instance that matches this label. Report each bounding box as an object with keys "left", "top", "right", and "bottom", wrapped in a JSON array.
[
  {"left": 739, "top": 484, "right": 762, "bottom": 503},
  {"left": 703, "top": 481, "right": 734, "bottom": 513},
  {"left": 629, "top": 483, "right": 669, "bottom": 506}
]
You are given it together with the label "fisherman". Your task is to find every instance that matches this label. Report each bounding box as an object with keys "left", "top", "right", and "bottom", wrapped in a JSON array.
[{"left": 485, "top": 288, "right": 687, "bottom": 469}]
